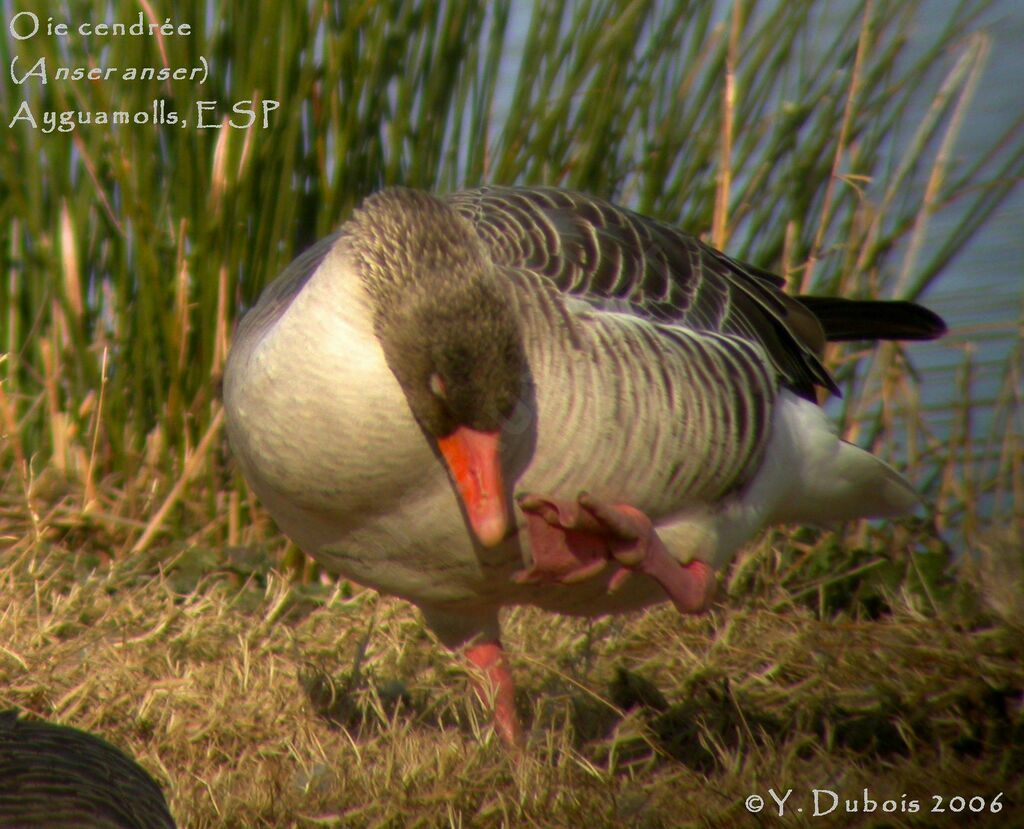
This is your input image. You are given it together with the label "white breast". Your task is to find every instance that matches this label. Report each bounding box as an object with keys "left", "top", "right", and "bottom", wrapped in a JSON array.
[{"left": 225, "top": 246, "right": 520, "bottom": 604}]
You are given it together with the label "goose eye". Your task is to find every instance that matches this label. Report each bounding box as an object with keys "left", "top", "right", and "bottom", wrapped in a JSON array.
[{"left": 429, "top": 372, "right": 447, "bottom": 399}]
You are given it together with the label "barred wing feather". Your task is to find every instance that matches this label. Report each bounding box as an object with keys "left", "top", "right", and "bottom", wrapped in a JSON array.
[{"left": 447, "top": 185, "right": 837, "bottom": 399}]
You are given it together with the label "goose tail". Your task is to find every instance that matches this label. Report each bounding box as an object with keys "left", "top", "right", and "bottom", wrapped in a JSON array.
[
  {"left": 769, "top": 439, "right": 920, "bottom": 525},
  {"left": 755, "top": 392, "right": 921, "bottom": 527}
]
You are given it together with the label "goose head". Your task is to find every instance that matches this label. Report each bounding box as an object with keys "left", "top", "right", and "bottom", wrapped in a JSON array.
[{"left": 344, "top": 188, "right": 527, "bottom": 547}]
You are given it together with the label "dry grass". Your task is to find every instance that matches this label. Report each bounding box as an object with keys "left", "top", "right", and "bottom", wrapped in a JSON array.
[{"left": 1, "top": 478, "right": 1021, "bottom": 828}]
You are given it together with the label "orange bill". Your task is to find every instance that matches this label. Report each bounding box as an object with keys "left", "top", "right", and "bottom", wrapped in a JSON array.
[{"left": 437, "top": 426, "right": 508, "bottom": 547}]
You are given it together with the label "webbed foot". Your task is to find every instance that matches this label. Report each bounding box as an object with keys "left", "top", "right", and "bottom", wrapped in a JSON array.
[{"left": 514, "top": 492, "right": 715, "bottom": 615}]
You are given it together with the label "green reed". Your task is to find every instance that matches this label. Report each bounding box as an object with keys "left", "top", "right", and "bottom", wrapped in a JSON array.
[{"left": 0, "top": 0, "right": 1020, "bottom": 546}]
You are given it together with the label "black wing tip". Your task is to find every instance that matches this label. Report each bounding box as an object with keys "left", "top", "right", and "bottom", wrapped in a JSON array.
[
  {"left": 872, "top": 300, "right": 948, "bottom": 340},
  {"left": 796, "top": 296, "right": 948, "bottom": 342},
  {"left": 909, "top": 303, "right": 948, "bottom": 339}
]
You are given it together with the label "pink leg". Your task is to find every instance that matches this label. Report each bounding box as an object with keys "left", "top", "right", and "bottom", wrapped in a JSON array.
[
  {"left": 464, "top": 640, "right": 523, "bottom": 747},
  {"left": 515, "top": 492, "right": 716, "bottom": 615}
]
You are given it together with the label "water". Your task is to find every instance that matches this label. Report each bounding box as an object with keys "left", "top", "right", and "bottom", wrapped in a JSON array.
[{"left": 886, "top": 0, "right": 1023, "bottom": 530}]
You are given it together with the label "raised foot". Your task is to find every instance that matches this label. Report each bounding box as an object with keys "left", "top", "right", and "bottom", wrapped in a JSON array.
[{"left": 514, "top": 492, "right": 716, "bottom": 615}]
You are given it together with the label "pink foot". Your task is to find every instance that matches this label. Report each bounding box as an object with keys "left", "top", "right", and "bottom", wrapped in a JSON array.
[
  {"left": 464, "top": 640, "right": 523, "bottom": 746},
  {"left": 514, "top": 492, "right": 716, "bottom": 615}
]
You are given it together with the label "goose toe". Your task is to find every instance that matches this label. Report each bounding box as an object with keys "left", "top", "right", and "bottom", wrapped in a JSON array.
[{"left": 515, "top": 493, "right": 716, "bottom": 615}]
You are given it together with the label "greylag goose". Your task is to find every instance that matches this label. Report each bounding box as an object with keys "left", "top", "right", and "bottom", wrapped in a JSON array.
[
  {"left": 224, "top": 186, "right": 945, "bottom": 744},
  {"left": 0, "top": 710, "right": 176, "bottom": 828}
]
